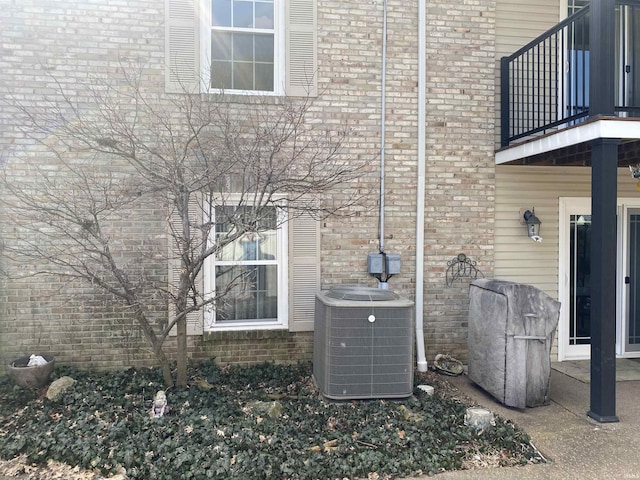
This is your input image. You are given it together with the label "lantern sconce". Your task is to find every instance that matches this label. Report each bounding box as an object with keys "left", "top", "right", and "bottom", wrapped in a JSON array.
[
  {"left": 522, "top": 208, "right": 542, "bottom": 242},
  {"left": 629, "top": 164, "right": 640, "bottom": 191}
]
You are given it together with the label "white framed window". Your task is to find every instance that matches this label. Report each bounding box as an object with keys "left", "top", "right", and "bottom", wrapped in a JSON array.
[
  {"left": 166, "top": 0, "right": 317, "bottom": 96},
  {"left": 204, "top": 201, "right": 289, "bottom": 330},
  {"left": 200, "top": 0, "right": 285, "bottom": 94}
]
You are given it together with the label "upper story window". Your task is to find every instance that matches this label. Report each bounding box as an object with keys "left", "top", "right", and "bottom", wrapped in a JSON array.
[
  {"left": 165, "top": 0, "right": 317, "bottom": 97},
  {"left": 204, "top": 0, "right": 281, "bottom": 93}
]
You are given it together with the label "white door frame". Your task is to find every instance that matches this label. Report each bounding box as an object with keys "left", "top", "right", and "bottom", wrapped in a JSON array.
[
  {"left": 558, "top": 197, "right": 640, "bottom": 360},
  {"left": 619, "top": 203, "right": 640, "bottom": 356},
  {"left": 558, "top": 197, "right": 591, "bottom": 360}
]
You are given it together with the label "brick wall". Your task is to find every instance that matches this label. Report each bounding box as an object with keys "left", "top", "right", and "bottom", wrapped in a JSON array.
[
  {"left": 422, "top": 0, "right": 496, "bottom": 361},
  {"left": 316, "top": 0, "right": 419, "bottom": 296},
  {"left": 0, "top": 0, "right": 166, "bottom": 371},
  {"left": 0, "top": 0, "right": 497, "bottom": 372}
]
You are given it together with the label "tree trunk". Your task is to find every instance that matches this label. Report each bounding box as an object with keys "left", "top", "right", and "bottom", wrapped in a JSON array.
[
  {"left": 132, "top": 305, "right": 175, "bottom": 387},
  {"left": 176, "top": 316, "right": 188, "bottom": 387},
  {"left": 155, "top": 346, "right": 175, "bottom": 388}
]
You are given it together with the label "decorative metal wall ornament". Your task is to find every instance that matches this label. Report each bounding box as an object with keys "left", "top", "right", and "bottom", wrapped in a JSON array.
[{"left": 445, "top": 253, "right": 484, "bottom": 287}]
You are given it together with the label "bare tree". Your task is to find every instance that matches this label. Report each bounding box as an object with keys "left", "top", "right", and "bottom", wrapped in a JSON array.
[{"left": 0, "top": 67, "right": 365, "bottom": 387}]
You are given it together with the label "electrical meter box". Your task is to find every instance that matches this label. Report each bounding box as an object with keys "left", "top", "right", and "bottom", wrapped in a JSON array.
[
  {"left": 367, "top": 253, "right": 384, "bottom": 274},
  {"left": 385, "top": 254, "right": 401, "bottom": 275}
]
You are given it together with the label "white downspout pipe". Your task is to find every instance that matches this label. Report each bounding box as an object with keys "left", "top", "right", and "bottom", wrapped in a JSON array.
[{"left": 415, "top": 0, "right": 428, "bottom": 372}]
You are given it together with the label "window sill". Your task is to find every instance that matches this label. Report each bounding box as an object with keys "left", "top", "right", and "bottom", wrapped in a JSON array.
[
  {"left": 203, "top": 328, "right": 290, "bottom": 342},
  {"left": 198, "top": 91, "right": 287, "bottom": 105}
]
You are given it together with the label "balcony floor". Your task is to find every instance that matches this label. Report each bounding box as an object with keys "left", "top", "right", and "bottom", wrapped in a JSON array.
[{"left": 496, "top": 117, "right": 640, "bottom": 167}]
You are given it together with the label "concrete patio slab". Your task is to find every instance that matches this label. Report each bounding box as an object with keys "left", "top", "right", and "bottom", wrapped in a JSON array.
[
  {"left": 551, "top": 358, "right": 640, "bottom": 383},
  {"left": 426, "top": 369, "right": 640, "bottom": 479}
]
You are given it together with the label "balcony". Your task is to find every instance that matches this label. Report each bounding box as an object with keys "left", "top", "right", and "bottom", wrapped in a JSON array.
[{"left": 498, "top": 0, "right": 640, "bottom": 166}]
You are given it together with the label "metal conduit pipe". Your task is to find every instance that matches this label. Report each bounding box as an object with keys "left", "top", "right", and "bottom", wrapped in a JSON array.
[{"left": 379, "top": 0, "right": 388, "bottom": 255}]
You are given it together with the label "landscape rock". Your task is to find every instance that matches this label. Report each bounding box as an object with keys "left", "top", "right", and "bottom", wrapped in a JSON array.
[
  {"left": 464, "top": 407, "right": 495, "bottom": 434},
  {"left": 397, "top": 405, "right": 425, "bottom": 423},
  {"left": 248, "top": 400, "right": 284, "bottom": 418},
  {"left": 46, "top": 376, "right": 76, "bottom": 401}
]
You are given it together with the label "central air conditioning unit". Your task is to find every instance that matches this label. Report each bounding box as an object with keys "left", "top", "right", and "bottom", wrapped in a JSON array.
[{"left": 313, "top": 285, "right": 414, "bottom": 400}]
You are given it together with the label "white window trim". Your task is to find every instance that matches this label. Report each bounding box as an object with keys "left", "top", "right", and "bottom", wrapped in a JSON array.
[
  {"left": 199, "top": 0, "right": 285, "bottom": 96},
  {"left": 203, "top": 198, "right": 289, "bottom": 331}
]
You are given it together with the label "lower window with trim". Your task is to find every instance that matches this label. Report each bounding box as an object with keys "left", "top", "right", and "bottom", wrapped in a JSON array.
[{"left": 204, "top": 203, "right": 288, "bottom": 331}]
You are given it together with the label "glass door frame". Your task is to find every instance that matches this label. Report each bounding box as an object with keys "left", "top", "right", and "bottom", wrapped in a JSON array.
[
  {"left": 622, "top": 205, "right": 640, "bottom": 353},
  {"left": 558, "top": 197, "right": 640, "bottom": 360},
  {"left": 558, "top": 197, "right": 592, "bottom": 360}
]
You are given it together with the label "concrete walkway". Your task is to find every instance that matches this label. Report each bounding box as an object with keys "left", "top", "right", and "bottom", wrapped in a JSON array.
[{"left": 428, "top": 369, "right": 640, "bottom": 479}]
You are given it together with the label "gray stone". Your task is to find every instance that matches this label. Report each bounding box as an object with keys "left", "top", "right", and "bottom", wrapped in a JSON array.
[
  {"left": 248, "top": 400, "right": 284, "bottom": 418},
  {"left": 397, "top": 405, "right": 425, "bottom": 423},
  {"left": 464, "top": 407, "right": 495, "bottom": 434},
  {"left": 46, "top": 376, "right": 76, "bottom": 401},
  {"left": 468, "top": 279, "right": 561, "bottom": 408}
]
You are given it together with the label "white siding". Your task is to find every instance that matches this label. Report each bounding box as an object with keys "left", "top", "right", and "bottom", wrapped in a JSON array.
[
  {"left": 495, "top": 0, "right": 562, "bottom": 145},
  {"left": 496, "top": 0, "right": 561, "bottom": 58},
  {"left": 495, "top": 165, "right": 640, "bottom": 359},
  {"left": 495, "top": 166, "right": 584, "bottom": 297}
]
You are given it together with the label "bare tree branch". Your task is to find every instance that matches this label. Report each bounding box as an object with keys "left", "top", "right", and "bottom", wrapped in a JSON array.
[{"left": 0, "top": 65, "right": 368, "bottom": 387}]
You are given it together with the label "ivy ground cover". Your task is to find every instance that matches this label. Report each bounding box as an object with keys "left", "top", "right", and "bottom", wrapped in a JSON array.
[{"left": 0, "top": 361, "right": 543, "bottom": 479}]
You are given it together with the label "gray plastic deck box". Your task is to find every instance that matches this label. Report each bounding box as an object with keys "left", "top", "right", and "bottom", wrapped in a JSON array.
[
  {"left": 313, "top": 285, "right": 414, "bottom": 400},
  {"left": 468, "top": 279, "right": 561, "bottom": 408}
]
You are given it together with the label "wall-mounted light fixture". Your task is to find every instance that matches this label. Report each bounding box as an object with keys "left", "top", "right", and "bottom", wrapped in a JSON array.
[
  {"left": 629, "top": 164, "right": 640, "bottom": 191},
  {"left": 523, "top": 208, "right": 542, "bottom": 242}
]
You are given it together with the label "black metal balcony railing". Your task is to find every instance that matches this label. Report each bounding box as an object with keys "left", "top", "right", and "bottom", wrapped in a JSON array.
[{"left": 500, "top": 0, "right": 640, "bottom": 147}]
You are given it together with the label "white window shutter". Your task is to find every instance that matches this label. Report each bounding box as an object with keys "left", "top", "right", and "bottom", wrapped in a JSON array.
[
  {"left": 288, "top": 213, "right": 320, "bottom": 332},
  {"left": 167, "top": 198, "right": 204, "bottom": 336},
  {"left": 285, "top": 0, "right": 317, "bottom": 97},
  {"left": 165, "top": 0, "right": 200, "bottom": 94}
]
